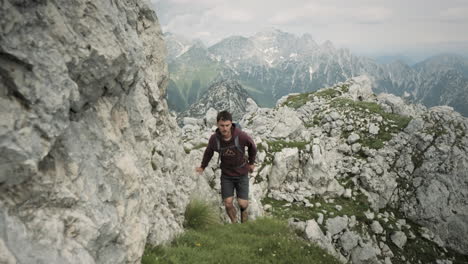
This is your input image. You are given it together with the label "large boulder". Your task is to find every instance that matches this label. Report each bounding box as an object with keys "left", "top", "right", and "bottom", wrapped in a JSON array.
[{"left": 0, "top": 1, "right": 210, "bottom": 263}]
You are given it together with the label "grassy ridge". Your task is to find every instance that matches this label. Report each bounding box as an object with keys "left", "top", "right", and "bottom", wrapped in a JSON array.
[{"left": 142, "top": 218, "right": 340, "bottom": 264}]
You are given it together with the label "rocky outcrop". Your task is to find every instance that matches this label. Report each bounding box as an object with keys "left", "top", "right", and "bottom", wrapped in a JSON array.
[
  {"left": 0, "top": 1, "right": 216, "bottom": 263},
  {"left": 181, "top": 75, "right": 468, "bottom": 263}
]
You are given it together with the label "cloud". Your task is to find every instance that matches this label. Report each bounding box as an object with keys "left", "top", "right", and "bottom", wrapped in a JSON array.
[
  {"left": 163, "top": 13, "right": 202, "bottom": 33},
  {"left": 152, "top": 0, "right": 468, "bottom": 56},
  {"left": 204, "top": 5, "right": 253, "bottom": 23},
  {"left": 268, "top": 4, "right": 392, "bottom": 25},
  {"left": 193, "top": 31, "right": 213, "bottom": 39},
  {"left": 439, "top": 7, "right": 468, "bottom": 22}
]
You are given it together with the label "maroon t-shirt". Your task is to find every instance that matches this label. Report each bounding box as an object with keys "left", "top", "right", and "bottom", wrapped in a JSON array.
[{"left": 200, "top": 124, "right": 257, "bottom": 177}]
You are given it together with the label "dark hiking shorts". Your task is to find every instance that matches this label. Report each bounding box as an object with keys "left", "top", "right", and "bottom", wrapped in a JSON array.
[{"left": 221, "top": 174, "right": 249, "bottom": 200}]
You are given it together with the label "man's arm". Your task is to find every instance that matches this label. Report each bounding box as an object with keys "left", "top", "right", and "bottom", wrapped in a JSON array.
[
  {"left": 242, "top": 132, "right": 257, "bottom": 172},
  {"left": 196, "top": 135, "right": 215, "bottom": 174}
]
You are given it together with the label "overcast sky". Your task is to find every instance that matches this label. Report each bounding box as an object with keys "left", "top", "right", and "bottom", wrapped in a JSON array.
[{"left": 150, "top": 0, "right": 468, "bottom": 60}]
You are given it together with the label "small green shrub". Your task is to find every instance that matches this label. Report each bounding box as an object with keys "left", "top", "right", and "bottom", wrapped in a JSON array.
[
  {"left": 315, "top": 88, "right": 341, "bottom": 99},
  {"left": 281, "top": 87, "right": 342, "bottom": 109},
  {"left": 281, "top": 92, "right": 313, "bottom": 109},
  {"left": 184, "top": 143, "right": 207, "bottom": 154},
  {"left": 184, "top": 199, "right": 220, "bottom": 230}
]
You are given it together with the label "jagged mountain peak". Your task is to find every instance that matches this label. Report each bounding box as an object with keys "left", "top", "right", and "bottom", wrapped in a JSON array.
[
  {"left": 191, "top": 39, "right": 207, "bottom": 48},
  {"left": 177, "top": 79, "right": 253, "bottom": 125},
  {"left": 253, "top": 28, "right": 293, "bottom": 39},
  {"left": 206, "top": 36, "right": 259, "bottom": 64},
  {"left": 210, "top": 36, "right": 252, "bottom": 49},
  {"left": 299, "top": 33, "right": 319, "bottom": 47},
  {"left": 320, "top": 40, "right": 336, "bottom": 51},
  {"left": 164, "top": 31, "right": 195, "bottom": 61},
  {"left": 176, "top": 41, "right": 212, "bottom": 64}
]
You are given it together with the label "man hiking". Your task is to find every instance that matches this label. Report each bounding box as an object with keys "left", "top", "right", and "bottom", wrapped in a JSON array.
[{"left": 196, "top": 110, "right": 257, "bottom": 223}]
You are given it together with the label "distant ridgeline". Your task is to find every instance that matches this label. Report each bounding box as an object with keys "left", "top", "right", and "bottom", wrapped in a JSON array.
[{"left": 164, "top": 31, "right": 468, "bottom": 116}]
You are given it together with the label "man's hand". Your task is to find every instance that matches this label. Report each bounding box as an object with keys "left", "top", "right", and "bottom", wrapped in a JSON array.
[
  {"left": 195, "top": 167, "right": 204, "bottom": 175},
  {"left": 248, "top": 164, "right": 255, "bottom": 173}
]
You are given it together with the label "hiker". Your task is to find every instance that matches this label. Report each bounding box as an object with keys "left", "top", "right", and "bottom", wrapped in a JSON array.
[{"left": 196, "top": 110, "right": 257, "bottom": 223}]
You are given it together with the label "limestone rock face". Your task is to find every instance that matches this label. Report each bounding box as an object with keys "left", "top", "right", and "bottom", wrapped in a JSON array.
[
  {"left": 0, "top": 1, "right": 211, "bottom": 263},
  {"left": 396, "top": 107, "right": 468, "bottom": 254}
]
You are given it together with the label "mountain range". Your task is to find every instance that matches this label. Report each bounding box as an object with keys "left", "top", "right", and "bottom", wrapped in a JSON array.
[{"left": 164, "top": 30, "right": 468, "bottom": 116}]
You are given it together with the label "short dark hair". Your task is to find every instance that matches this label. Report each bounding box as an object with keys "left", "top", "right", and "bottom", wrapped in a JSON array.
[{"left": 217, "top": 110, "right": 232, "bottom": 122}]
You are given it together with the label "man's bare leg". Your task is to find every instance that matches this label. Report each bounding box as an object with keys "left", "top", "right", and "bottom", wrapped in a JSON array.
[
  {"left": 238, "top": 198, "right": 249, "bottom": 223},
  {"left": 224, "top": 196, "right": 237, "bottom": 223}
]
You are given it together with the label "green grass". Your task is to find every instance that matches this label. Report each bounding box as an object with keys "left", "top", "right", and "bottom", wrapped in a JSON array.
[
  {"left": 183, "top": 199, "right": 221, "bottom": 230},
  {"left": 262, "top": 193, "right": 371, "bottom": 223},
  {"left": 315, "top": 88, "right": 341, "bottom": 99},
  {"left": 281, "top": 92, "right": 314, "bottom": 109},
  {"left": 280, "top": 84, "right": 347, "bottom": 109},
  {"left": 142, "top": 217, "right": 341, "bottom": 264},
  {"left": 338, "top": 84, "right": 350, "bottom": 93}
]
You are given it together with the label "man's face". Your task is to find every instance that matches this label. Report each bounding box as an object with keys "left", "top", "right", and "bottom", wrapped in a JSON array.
[{"left": 217, "top": 120, "right": 232, "bottom": 137}]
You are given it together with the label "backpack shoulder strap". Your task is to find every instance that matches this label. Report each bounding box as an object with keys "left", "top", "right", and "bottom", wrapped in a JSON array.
[
  {"left": 234, "top": 135, "right": 243, "bottom": 153},
  {"left": 216, "top": 136, "right": 221, "bottom": 165}
]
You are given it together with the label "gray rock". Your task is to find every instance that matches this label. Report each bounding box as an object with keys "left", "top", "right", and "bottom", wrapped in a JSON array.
[
  {"left": 347, "top": 133, "right": 361, "bottom": 144},
  {"left": 0, "top": 1, "right": 212, "bottom": 263},
  {"left": 183, "top": 117, "right": 203, "bottom": 126},
  {"left": 205, "top": 107, "right": 218, "bottom": 127},
  {"left": 246, "top": 97, "right": 258, "bottom": 113},
  {"left": 0, "top": 239, "right": 16, "bottom": 264},
  {"left": 380, "top": 242, "right": 394, "bottom": 258},
  {"left": 436, "top": 259, "right": 453, "bottom": 264},
  {"left": 351, "top": 241, "right": 380, "bottom": 264},
  {"left": 330, "top": 111, "right": 341, "bottom": 121},
  {"left": 371, "top": 221, "right": 384, "bottom": 234},
  {"left": 268, "top": 148, "right": 299, "bottom": 189},
  {"left": 339, "top": 230, "right": 360, "bottom": 253},
  {"left": 304, "top": 220, "right": 347, "bottom": 263},
  {"left": 270, "top": 107, "right": 304, "bottom": 138},
  {"left": 326, "top": 216, "right": 349, "bottom": 236},
  {"left": 390, "top": 231, "right": 407, "bottom": 249},
  {"left": 317, "top": 213, "right": 324, "bottom": 225},
  {"left": 369, "top": 123, "right": 380, "bottom": 135},
  {"left": 365, "top": 210, "right": 375, "bottom": 220},
  {"left": 346, "top": 75, "right": 375, "bottom": 102},
  {"left": 351, "top": 143, "right": 362, "bottom": 153},
  {"left": 343, "top": 188, "right": 353, "bottom": 198}
]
